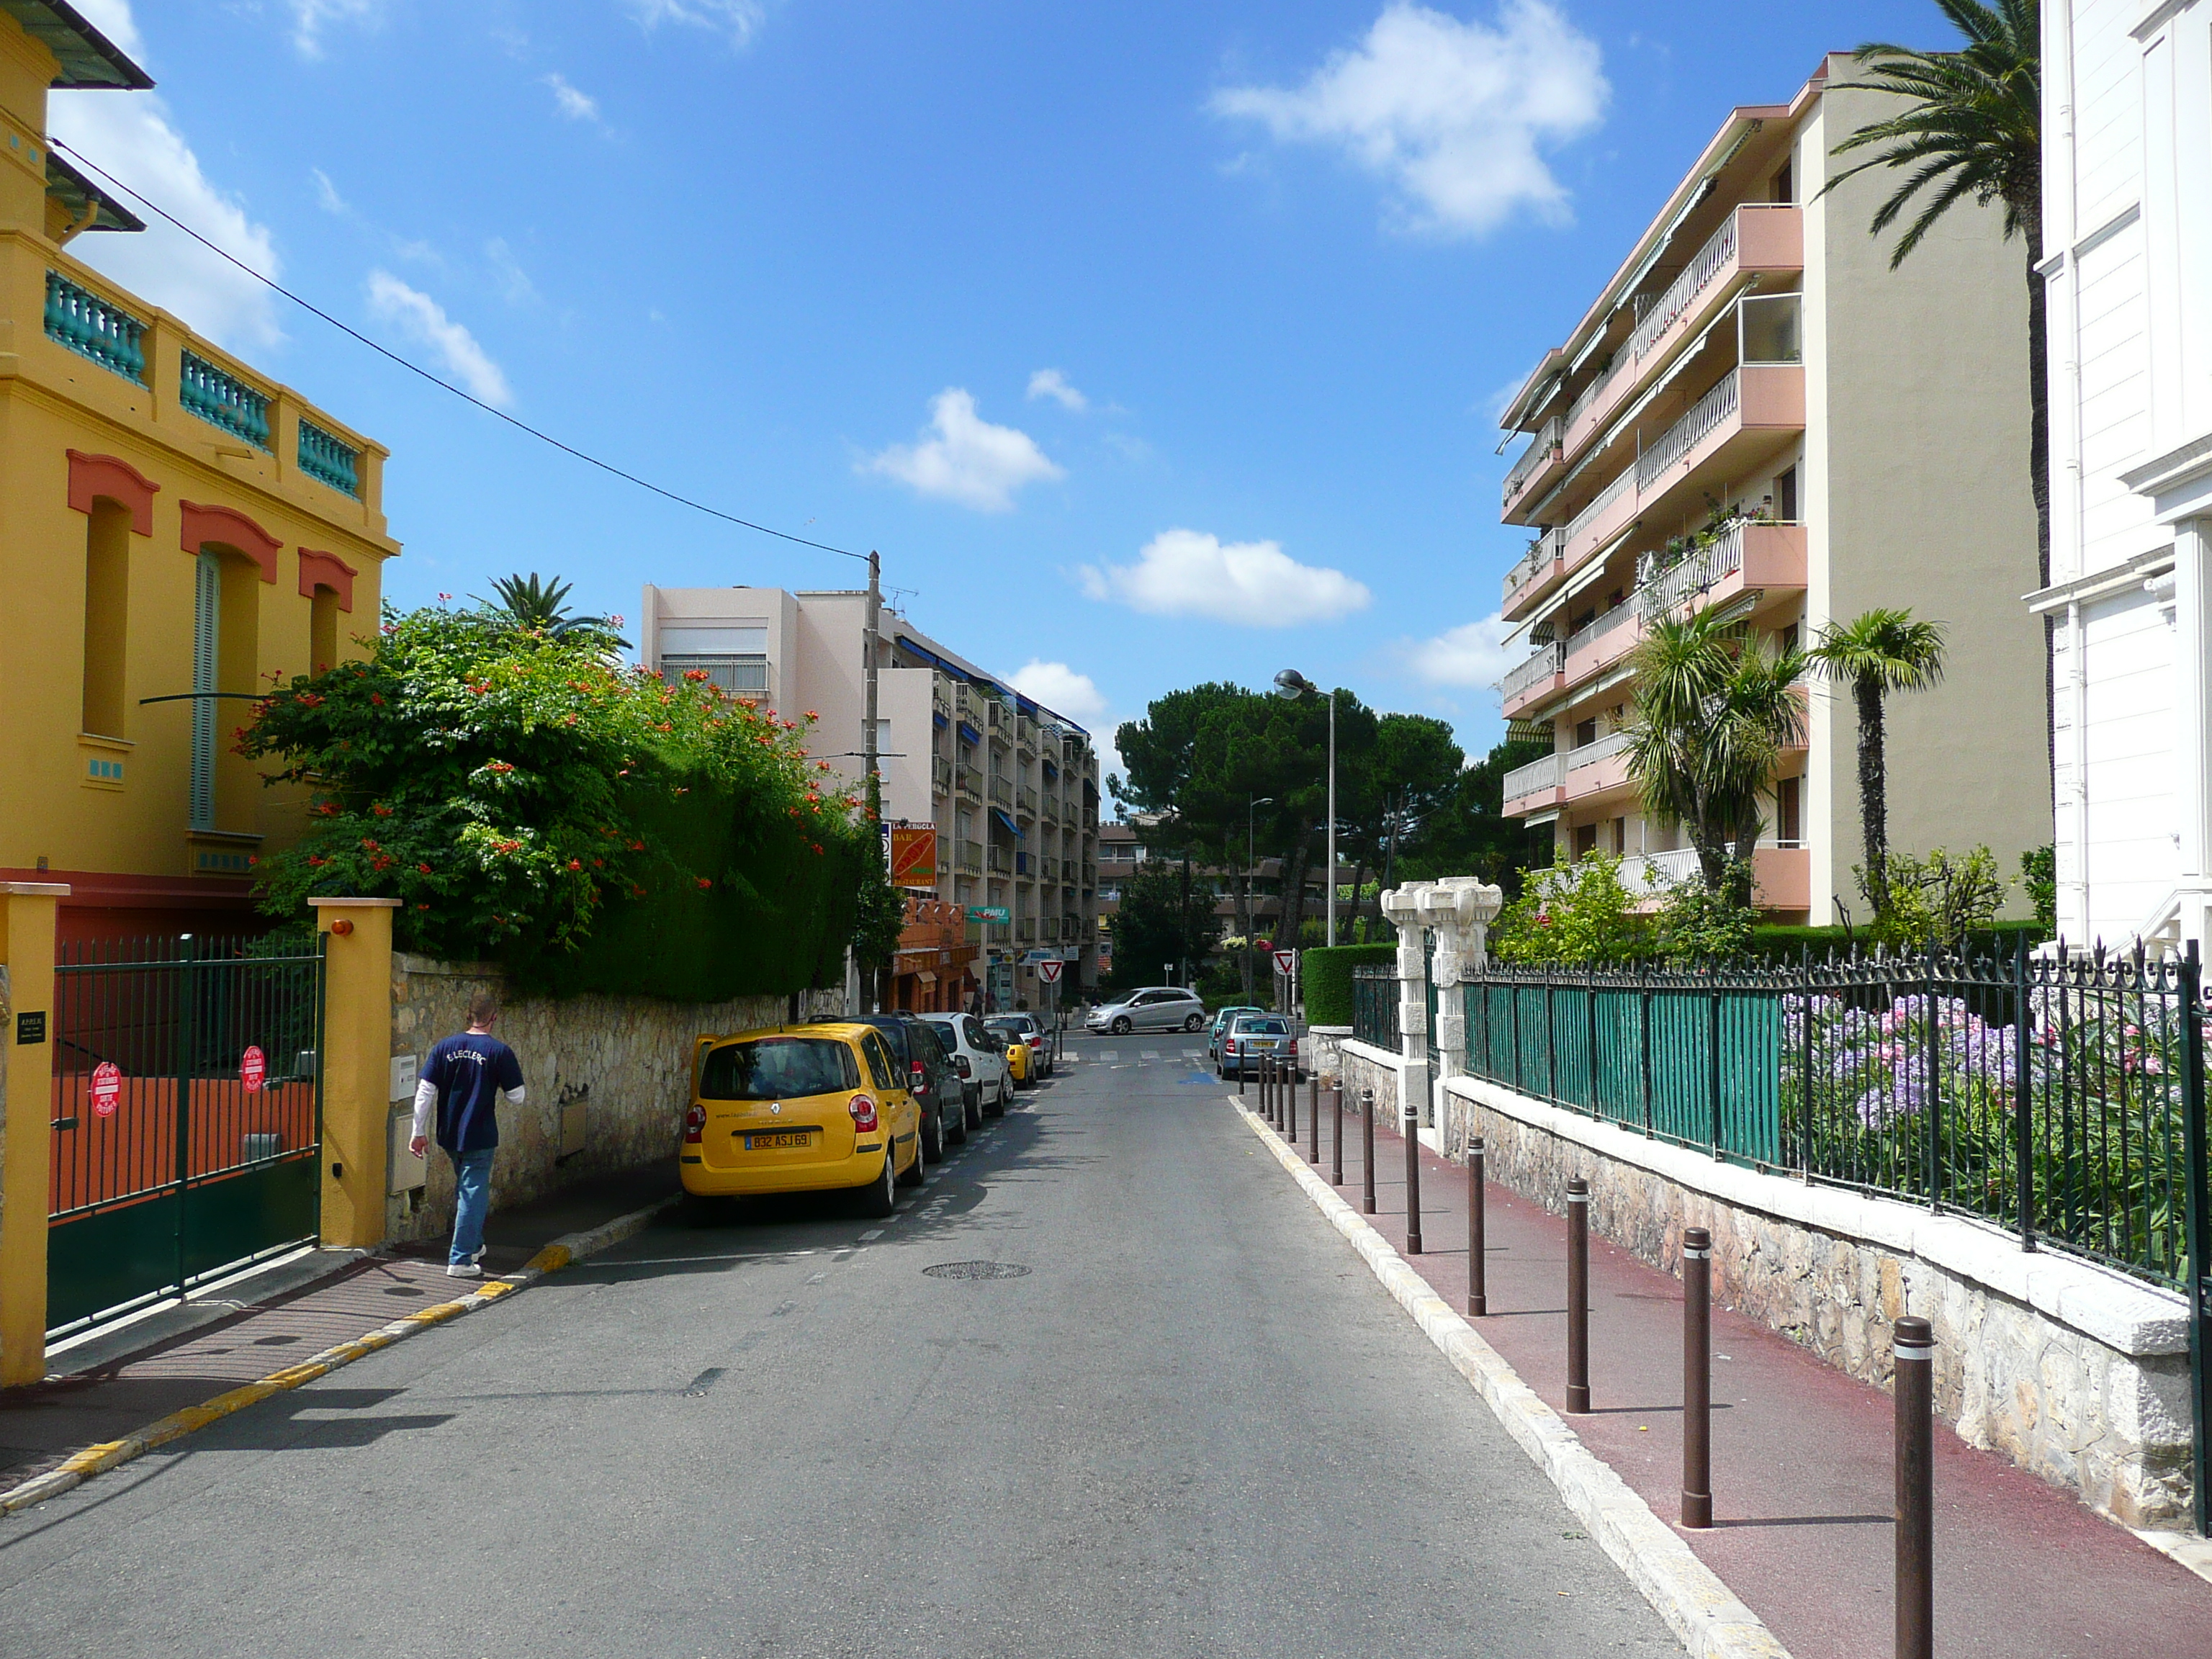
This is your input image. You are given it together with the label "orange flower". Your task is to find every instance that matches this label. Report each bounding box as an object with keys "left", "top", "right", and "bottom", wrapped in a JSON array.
[
  {"left": 696, "top": 876, "right": 712, "bottom": 889},
  {"left": 567, "top": 858, "right": 583, "bottom": 871}
]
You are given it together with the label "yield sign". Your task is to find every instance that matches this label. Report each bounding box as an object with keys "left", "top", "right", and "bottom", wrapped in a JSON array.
[
  {"left": 1037, "top": 959, "right": 1064, "bottom": 984},
  {"left": 1273, "top": 949, "right": 1296, "bottom": 976}
]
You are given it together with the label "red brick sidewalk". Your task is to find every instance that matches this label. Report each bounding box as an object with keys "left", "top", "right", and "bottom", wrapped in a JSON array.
[
  {"left": 1, "top": 1162, "right": 675, "bottom": 1490},
  {"left": 1254, "top": 1092, "right": 2210, "bottom": 1659}
]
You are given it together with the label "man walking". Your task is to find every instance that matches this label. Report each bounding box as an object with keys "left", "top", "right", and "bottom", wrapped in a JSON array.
[{"left": 410, "top": 992, "right": 526, "bottom": 1278}]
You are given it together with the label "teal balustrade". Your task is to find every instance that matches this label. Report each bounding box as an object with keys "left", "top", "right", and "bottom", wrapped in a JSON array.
[
  {"left": 45, "top": 271, "right": 145, "bottom": 383},
  {"left": 179, "top": 350, "right": 271, "bottom": 449},
  {"left": 297, "top": 419, "right": 361, "bottom": 497}
]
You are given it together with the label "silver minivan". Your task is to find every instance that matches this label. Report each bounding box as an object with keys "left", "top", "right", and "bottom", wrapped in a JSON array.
[{"left": 1086, "top": 986, "right": 1207, "bottom": 1035}]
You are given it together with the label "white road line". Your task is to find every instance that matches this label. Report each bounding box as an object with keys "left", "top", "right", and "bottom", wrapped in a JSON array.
[
  {"left": 858, "top": 1229, "right": 885, "bottom": 1241},
  {"left": 1100, "top": 1050, "right": 1119, "bottom": 1061},
  {"left": 1140, "top": 1050, "right": 1160, "bottom": 1061},
  {"left": 1182, "top": 1049, "right": 1202, "bottom": 1058}
]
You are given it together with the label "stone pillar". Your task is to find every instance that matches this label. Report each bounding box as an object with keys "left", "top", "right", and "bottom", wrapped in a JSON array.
[
  {"left": 0, "top": 882, "right": 68, "bottom": 1386},
  {"left": 1380, "top": 882, "right": 1434, "bottom": 1131},
  {"left": 310, "top": 896, "right": 400, "bottom": 1249},
  {"left": 1419, "top": 876, "right": 1506, "bottom": 1093}
]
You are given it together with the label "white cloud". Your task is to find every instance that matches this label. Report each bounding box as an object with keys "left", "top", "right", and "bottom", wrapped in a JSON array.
[
  {"left": 1407, "top": 612, "right": 1521, "bottom": 688},
  {"left": 1010, "top": 660, "right": 1124, "bottom": 782},
  {"left": 626, "top": 0, "right": 766, "bottom": 46},
  {"left": 1027, "top": 368, "right": 1087, "bottom": 412},
  {"left": 485, "top": 238, "right": 539, "bottom": 306},
  {"left": 544, "top": 73, "right": 601, "bottom": 123},
  {"left": 287, "top": 0, "right": 391, "bottom": 58},
  {"left": 49, "top": 90, "right": 284, "bottom": 352},
  {"left": 1211, "top": 0, "right": 1608, "bottom": 238},
  {"left": 866, "top": 389, "right": 1064, "bottom": 513},
  {"left": 365, "top": 271, "right": 512, "bottom": 407},
  {"left": 67, "top": 0, "right": 143, "bottom": 58},
  {"left": 311, "top": 167, "right": 349, "bottom": 215},
  {"left": 1079, "top": 529, "right": 1371, "bottom": 627}
]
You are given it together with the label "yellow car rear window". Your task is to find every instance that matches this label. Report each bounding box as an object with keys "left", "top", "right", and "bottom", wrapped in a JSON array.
[{"left": 701, "top": 1037, "right": 858, "bottom": 1100}]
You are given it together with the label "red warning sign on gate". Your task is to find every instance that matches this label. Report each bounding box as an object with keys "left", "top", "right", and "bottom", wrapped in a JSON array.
[
  {"left": 90, "top": 1061, "right": 122, "bottom": 1118},
  {"left": 240, "top": 1045, "right": 266, "bottom": 1092}
]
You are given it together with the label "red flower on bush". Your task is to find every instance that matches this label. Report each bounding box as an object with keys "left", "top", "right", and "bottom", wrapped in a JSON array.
[
  {"left": 370, "top": 693, "right": 385, "bottom": 706},
  {"left": 567, "top": 859, "right": 583, "bottom": 871},
  {"left": 487, "top": 760, "right": 515, "bottom": 774},
  {"left": 696, "top": 877, "right": 712, "bottom": 889},
  {"left": 372, "top": 804, "right": 392, "bottom": 817},
  {"left": 307, "top": 855, "right": 328, "bottom": 867},
  {"left": 417, "top": 863, "right": 433, "bottom": 875}
]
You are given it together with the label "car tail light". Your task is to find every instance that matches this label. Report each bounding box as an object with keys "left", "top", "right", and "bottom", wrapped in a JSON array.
[
  {"left": 683, "top": 1104, "right": 706, "bottom": 1143},
  {"left": 909, "top": 1058, "right": 929, "bottom": 1094},
  {"left": 1225, "top": 1039, "right": 1238, "bottom": 1054},
  {"left": 1287, "top": 1040, "right": 1299, "bottom": 1059},
  {"left": 953, "top": 1055, "right": 971, "bottom": 1078},
  {"left": 849, "top": 1093, "right": 879, "bottom": 1133}
]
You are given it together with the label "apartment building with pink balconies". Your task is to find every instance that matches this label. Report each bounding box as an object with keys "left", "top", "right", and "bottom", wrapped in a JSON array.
[{"left": 1493, "top": 54, "right": 2051, "bottom": 924}]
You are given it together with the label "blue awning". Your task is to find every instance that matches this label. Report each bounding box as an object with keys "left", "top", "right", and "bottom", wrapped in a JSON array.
[
  {"left": 932, "top": 710, "right": 948, "bottom": 729},
  {"left": 993, "top": 809, "right": 1022, "bottom": 838},
  {"left": 958, "top": 721, "right": 981, "bottom": 746}
]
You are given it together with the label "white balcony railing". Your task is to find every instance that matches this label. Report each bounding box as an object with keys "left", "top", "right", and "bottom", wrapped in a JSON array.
[
  {"left": 1639, "top": 521, "right": 1748, "bottom": 622},
  {"left": 1564, "top": 593, "right": 1639, "bottom": 659},
  {"left": 1565, "top": 354, "right": 1622, "bottom": 434},
  {"left": 1629, "top": 212, "right": 1741, "bottom": 365},
  {"left": 1637, "top": 368, "right": 1740, "bottom": 493},
  {"left": 1539, "top": 845, "right": 1699, "bottom": 899},
  {"left": 1502, "top": 752, "right": 1563, "bottom": 800},
  {"left": 1503, "top": 415, "right": 1564, "bottom": 505},
  {"left": 1502, "top": 528, "right": 1562, "bottom": 602},
  {"left": 1565, "top": 729, "right": 1630, "bottom": 773},
  {"left": 1565, "top": 466, "right": 1635, "bottom": 554},
  {"left": 1501, "top": 640, "right": 1565, "bottom": 702}
]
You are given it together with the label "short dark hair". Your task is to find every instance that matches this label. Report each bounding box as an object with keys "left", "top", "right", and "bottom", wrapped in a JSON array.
[{"left": 467, "top": 990, "right": 498, "bottom": 1027}]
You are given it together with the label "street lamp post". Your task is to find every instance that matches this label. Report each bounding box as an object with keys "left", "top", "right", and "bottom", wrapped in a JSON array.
[
  {"left": 1272, "top": 670, "right": 1337, "bottom": 948},
  {"left": 1246, "top": 794, "right": 1274, "bottom": 1000}
]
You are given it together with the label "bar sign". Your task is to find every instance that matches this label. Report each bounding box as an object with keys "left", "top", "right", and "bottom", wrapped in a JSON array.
[{"left": 17, "top": 1010, "right": 48, "bottom": 1046}]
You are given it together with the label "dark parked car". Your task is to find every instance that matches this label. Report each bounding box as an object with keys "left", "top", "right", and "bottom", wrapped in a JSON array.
[{"left": 850, "top": 1014, "right": 963, "bottom": 1162}]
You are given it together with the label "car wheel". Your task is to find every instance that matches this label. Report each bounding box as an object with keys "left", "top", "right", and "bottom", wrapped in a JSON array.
[
  {"left": 986, "top": 1076, "right": 1007, "bottom": 1117},
  {"left": 1111, "top": 1016, "right": 1132, "bottom": 1036},
  {"left": 895, "top": 1133, "right": 926, "bottom": 1188},
  {"left": 949, "top": 1094, "right": 969, "bottom": 1146},
  {"left": 1184, "top": 1012, "right": 1205, "bottom": 1032},
  {"left": 856, "top": 1148, "right": 896, "bottom": 1218},
  {"left": 920, "top": 1100, "right": 944, "bottom": 1163}
]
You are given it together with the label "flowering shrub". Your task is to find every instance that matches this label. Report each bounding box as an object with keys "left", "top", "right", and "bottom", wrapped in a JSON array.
[{"left": 243, "top": 603, "right": 891, "bottom": 991}]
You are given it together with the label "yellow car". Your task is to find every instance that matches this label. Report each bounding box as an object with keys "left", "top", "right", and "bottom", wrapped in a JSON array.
[
  {"left": 984, "top": 1017, "right": 1033, "bottom": 1087},
  {"left": 683, "top": 1023, "right": 924, "bottom": 1216}
]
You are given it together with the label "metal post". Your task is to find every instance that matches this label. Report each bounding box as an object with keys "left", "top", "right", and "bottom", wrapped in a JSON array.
[
  {"left": 1467, "top": 1137, "right": 1487, "bottom": 1317},
  {"left": 1403, "top": 1097, "right": 1423, "bottom": 1254},
  {"left": 1331, "top": 1082, "right": 1344, "bottom": 1186},
  {"left": 1566, "top": 1176, "right": 1590, "bottom": 1413},
  {"left": 174, "top": 932, "right": 197, "bottom": 1300},
  {"left": 1681, "top": 1226, "right": 1712, "bottom": 1528},
  {"left": 2013, "top": 935, "right": 2036, "bottom": 1250},
  {"left": 862, "top": 551, "right": 882, "bottom": 1014},
  {"left": 1326, "top": 692, "right": 1336, "bottom": 948},
  {"left": 1286, "top": 1061, "right": 1298, "bottom": 1143},
  {"left": 1238, "top": 1047, "right": 1246, "bottom": 1098},
  {"left": 1640, "top": 985, "right": 1654, "bottom": 1137},
  {"left": 1361, "top": 1086, "right": 1376, "bottom": 1215},
  {"left": 1308, "top": 1074, "right": 1320, "bottom": 1164},
  {"left": 1707, "top": 984, "right": 1722, "bottom": 1157},
  {"left": 1894, "top": 1316, "right": 1935, "bottom": 1659},
  {"left": 2177, "top": 942, "right": 2210, "bottom": 1537}
]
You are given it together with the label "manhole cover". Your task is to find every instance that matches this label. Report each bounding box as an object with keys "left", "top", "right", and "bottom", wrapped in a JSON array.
[{"left": 922, "top": 1261, "right": 1031, "bottom": 1280}]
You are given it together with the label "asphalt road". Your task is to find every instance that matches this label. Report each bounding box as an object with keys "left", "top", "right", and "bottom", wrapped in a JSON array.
[{"left": 0, "top": 1043, "right": 1681, "bottom": 1658}]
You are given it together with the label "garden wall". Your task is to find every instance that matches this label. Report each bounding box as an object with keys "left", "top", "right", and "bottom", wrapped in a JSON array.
[
  {"left": 1437, "top": 1072, "right": 2195, "bottom": 1528},
  {"left": 385, "top": 953, "right": 844, "bottom": 1245}
]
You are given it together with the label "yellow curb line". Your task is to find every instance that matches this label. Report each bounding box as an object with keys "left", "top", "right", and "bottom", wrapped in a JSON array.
[
  {"left": 1232, "top": 1098, "right": 1792, "bottom": 1659},
  {"left": 0, "top": 1195, "right": 678, "bottom": 1520}
]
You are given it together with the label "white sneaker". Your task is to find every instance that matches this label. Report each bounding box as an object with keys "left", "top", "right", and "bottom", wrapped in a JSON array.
[{"left": 446, "top": 1262, "right": 482, "bottom": 1279}]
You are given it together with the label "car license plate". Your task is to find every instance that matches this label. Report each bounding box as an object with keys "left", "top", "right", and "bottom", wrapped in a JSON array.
[{"left": 743, "top": 1131, "right": 813, "bottom": 1150}]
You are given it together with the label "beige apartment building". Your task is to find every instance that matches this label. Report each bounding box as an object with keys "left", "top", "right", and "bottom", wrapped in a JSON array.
[
  {"left": 640, "top": 586, "right": 1101, "bottom": 1006},
  {"left": 1493, "top": 55, "right": 2049, "bottom": 922}
]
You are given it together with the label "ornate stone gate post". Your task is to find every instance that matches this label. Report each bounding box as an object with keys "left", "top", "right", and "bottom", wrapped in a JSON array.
[
  {"left": 1379, "top": 882, "right": 1432, "bottom": 1135},
  {"left": 1421, "top": 877, "right": 1504, "bottom": 1112}
]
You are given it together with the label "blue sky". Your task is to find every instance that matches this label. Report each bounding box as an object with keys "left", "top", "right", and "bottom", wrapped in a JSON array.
[{"left": 58, "top": 0, "right": 1951, "bottom": 776}]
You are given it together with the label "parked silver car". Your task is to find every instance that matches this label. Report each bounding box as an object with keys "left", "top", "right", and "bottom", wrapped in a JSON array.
[
  {"left": 922, "top": 1013, "right": 1016, "bottom": 1120},
  {"left": 1218, "top": 1013, "right": 1299, "bottom": 1080},
  {"left": 1085, "top": 986, "right": 1207, "bottom": 1036}
]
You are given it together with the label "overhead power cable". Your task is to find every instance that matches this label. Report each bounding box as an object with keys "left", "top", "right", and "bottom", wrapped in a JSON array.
[{"left": 49, "top": 138, "right": 870, "bottom": 564}]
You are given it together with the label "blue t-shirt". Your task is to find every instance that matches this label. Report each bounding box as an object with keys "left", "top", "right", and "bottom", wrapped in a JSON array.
[{"left": 423, "top": 1033, "right": 523, "bottom": 1154}]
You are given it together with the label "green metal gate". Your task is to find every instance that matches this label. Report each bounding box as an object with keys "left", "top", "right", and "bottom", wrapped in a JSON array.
[{"left": 47, "top": 932, "right": 325, "bottom": 1334}]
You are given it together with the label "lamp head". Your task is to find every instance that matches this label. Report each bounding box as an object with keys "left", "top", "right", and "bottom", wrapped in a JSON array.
[{"left": 1272, "top": 668, "right": 1315, "bottom": 701}]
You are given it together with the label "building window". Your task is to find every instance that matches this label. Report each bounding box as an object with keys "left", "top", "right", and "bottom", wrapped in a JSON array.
[
  {"left": 1740, "top": 292, "right": 1802, "bottom": 364},
  {"left": 657, "top": 624, "right": 769, "bottom": 696},
  {"left": 1776, "top": 775, "right": 1802, "bottom": 846},
  {"left": 1574, "top": 716, "right": 1598, "bottom": 747},
  {"left": 80, "top": 499, "right": 130, "bottom": 737},
  {"left": 310, "top": 585, "right": 338, "bottom": 677},
  {"left": 1573, "top": 822, "right": 1599, "bottom": 860},
  {"left": 190, "top": 551, "right": 219, "bottom": 829},
  {"left": 1611, "top": 816, "right": 1627, "bottom": 854},
  {"left": 1775, "top": 464, "right": 1799, "bottom": 523},
  {"left": 1772, "top": 157, "right": 1793, "bottom": 204}
]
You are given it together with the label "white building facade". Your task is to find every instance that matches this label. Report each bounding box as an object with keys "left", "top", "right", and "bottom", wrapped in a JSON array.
[
  {"left": 2036, "top": 0, "right": 2212, "bottom": 952},
  {"left": 640, "top": 585, "right": 1102, "bottom": 1002}
]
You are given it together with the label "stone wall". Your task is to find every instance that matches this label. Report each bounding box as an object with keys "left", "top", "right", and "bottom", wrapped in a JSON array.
[
  {"left": 1333, "top": 1037, "right": 1408, "bottom": 1128},
  {"left": 386, "top": 955, "right": 843, "bottom": 1244},
  {"left": 1438, "top": 1074, "right": 2195, "bottom": 1528}
]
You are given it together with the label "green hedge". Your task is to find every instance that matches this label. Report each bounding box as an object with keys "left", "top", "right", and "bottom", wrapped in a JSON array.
[
  {"left": 516, "top": 780, "right": 863, "bottom": 1000},
  {"left": 1301, "top": 943, "right": 1397, "bottom": 1027},
  {"left": 1744, "top": 920, "right": 2051, "bottom": 964}
]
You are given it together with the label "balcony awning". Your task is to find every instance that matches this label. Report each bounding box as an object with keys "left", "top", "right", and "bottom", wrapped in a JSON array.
[
  {"left": 958, "top": 721, "right": 981, "bottom": 746},
  {"left": 932, "top": 709, "right": 948, "bottom": 729},
  {"left": 994, "top": 809, "right": 1022, "bottom": 838}
]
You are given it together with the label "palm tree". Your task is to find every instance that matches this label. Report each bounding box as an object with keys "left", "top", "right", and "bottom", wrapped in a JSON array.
[
  {"left": 1625, "top": 610, "right": 1808, "bottom": 907},
  {"left": 484, "top": 572, "right": 629, "bottom": 646},
  {"left": 1807, "top": 609, "right": 1948, "bottom": 916},
  {"left": 1825, "top": 2, "right": 2046, "bottom": 751}
]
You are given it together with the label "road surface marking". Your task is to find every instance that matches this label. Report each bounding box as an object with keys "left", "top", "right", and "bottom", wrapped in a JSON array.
[{"left": 1140, "top": 1050, "right": 1160, "bottom": 1061}]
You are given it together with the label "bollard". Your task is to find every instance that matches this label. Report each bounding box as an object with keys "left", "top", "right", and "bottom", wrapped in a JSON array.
[
  {"left": 1565, "top": 1177, "right": 1590, "bottom": 1413},
  {"left": 1262, "top": 1053, "right": 1272, "bottom": 1125},
  {"left": 1681, "top": 1226, "right": 1712, "bottom": 1529},
  {"left": 1285, "top": 1060, "right": 1298, "bottom": 1143},
  {"left": 1360, "top": 1087, "right": 1377, "bottom": 1215},
  {"left": 1895, "top": 1316, "right": 1934, "bottom": 1659},
  {"left": 1467, "top": 1137, "right": 1487, "bottom": 1317},
  {"left": 1330, "top": 1083, "right": 1344, "bottom": 1186},
  {"left": 1238, "top": 1049, "right": 1246, "bottom": 1097},
  {"left": 1308, "top": 1075, "right": 1320, "bottom": 1164},
  {"left": 1402, "top": 1099, "right": 1424, "bottom": 1254}
]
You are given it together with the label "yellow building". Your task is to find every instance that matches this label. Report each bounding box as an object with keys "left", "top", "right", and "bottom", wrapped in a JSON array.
[{"left": 0, "top": 3, "right": 397, "bottom": 941}]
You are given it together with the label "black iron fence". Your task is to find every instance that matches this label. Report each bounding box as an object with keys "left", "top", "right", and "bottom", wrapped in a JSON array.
[{"left": 1351, "top": 965, "right": 1399, "bottom": 1051}]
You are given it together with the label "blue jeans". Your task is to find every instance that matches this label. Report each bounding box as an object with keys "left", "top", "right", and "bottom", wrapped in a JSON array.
[{"left": 447, "top": 1146, "right": 497, "bottom": 1266}]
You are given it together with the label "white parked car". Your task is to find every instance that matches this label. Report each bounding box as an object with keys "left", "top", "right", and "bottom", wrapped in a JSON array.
[
  {"left": 922, "top": 1013, "right": 1016, "bottom": 1120},
  {"left": 1085, "top": 986, "right": 1207, "bottom": 1036}
]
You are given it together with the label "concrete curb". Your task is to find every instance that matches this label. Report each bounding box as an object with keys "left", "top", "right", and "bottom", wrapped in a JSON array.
[
  {"left": 0, "top": 1196, "right": 678, "bottom": 1521},
  {"left": 1233, "top": 1100, "right": 1791, "bottom": 1659}
]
